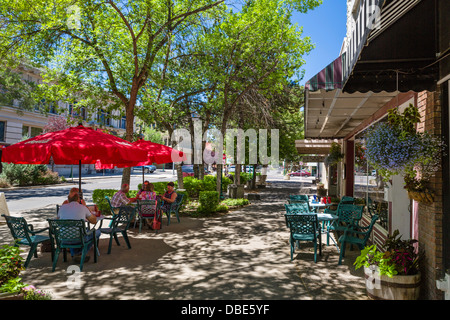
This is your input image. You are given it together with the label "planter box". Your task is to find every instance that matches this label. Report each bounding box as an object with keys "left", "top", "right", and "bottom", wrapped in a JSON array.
[
  {"left": 364, "top": 266, "right": 420, "bottom": 300},
  {"left": 407, "top": 190, "right": 434, "bottom": 204},
  {"left": 0, "top": 292, "right": 24, "bottom": 300}
]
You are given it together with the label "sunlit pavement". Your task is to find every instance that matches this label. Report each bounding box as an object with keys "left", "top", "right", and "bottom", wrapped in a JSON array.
[{"left": 0, "top": 173, "right": 369, "bottom": 301}]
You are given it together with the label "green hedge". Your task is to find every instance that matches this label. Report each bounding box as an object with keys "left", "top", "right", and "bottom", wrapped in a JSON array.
[
  {"left": 0, "top": 163, "right": 61, "bottom": 186},
  {"left": 198, "top": 191, "right": 219, "bottom": 214},
  {"left": 183, "top": 175, "right": 232, "bottom": 198},
  {"left": 227, "top": 172, "right": 253, "bottom": 184}
]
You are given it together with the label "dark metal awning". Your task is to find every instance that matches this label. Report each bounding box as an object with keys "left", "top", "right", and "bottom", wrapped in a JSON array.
[
  {"left": 304, "top": 0, "right": 440, "bottom": 139},
  {"left": 343, "top": 0, "right": 438, "bottom": 93}
]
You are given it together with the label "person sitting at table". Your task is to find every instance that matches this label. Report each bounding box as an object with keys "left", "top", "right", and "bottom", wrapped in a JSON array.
[
  {"left": 58, "top": 192, "right": 101, "bottom": 262},
  {"left": 111, "top": 183, "right": 137, "bottom": 209},
  {"left": 138, "top": 182, "right": 157, "bottom": 201},
  {"left": 160, "top": 182, "right": 177, "bottom": 214},
  {"left": 62, "top": 187, "right": 87, "bottom": 206}
]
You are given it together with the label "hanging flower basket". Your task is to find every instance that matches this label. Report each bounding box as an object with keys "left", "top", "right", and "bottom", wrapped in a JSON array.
[
  {"left": 407, "top": 190, "right": 434, "bottom": 204},
  {"left": 364, "top": 104, "right": 445, "bottom": 194}
]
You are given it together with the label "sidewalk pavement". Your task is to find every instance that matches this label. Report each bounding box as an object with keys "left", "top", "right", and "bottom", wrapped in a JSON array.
[{"left": 0, "top": 178, "right": 369, "bottom": 301}]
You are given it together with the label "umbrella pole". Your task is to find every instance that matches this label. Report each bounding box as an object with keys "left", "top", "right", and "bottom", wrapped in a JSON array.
[
  {"left": 79, "top": 160, "right": 82, "bottom": 200},
  {"left": 142, "top": 166, "right": 144, "bottom": 185}
]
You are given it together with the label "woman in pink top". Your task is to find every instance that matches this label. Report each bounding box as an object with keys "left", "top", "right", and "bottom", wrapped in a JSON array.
[{"left": 139, "top": 183, "right": 157, "bottom": 200}]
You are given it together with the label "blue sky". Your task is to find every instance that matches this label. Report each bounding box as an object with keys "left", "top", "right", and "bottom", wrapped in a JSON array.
[{"left": 291, "top": 0, "right": 347, "bottom": 85}]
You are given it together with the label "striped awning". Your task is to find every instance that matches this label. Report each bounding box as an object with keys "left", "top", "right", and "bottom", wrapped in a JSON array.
[{"left": 305, "top": 54, "right": 344, "bottom": 92}]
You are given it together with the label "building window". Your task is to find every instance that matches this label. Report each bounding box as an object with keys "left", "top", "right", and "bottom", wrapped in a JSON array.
[
  {"left": 0, "top": 121, "right": 5, "bottom": 142},
  {"left": 354, "top": 119, "right": 389, "bottom": 230},
  {"left": 97, "top": 109, "right": 111, "bottom": 126},
  {"left": 30, "top": 127, "right": 43, "bottom": 137},
  {"left": 22, "top": 125, "right": 30, "bottom": 138},
  {"left": 120, "top": 116, "right": 126, "bottom": 129}
]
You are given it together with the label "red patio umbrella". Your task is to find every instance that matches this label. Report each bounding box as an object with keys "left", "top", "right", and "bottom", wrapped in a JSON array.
[
  {"left": 1, "top": 125, "right": 149, "bottom": 197},
  {"left": 95, "top": 139, "right": 186, "bottom": 183}
]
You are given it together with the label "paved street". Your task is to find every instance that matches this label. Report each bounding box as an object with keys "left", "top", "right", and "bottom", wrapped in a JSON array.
[{"left": 2, "top": 169, "right": 178, "bottom": 215}]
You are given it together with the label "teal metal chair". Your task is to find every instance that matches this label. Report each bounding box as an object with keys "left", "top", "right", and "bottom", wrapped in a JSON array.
[
  {"left": 288, "top": 194, "right": 309, "bottom": 204},
  {"left": 135, "top": 199, "right": 161, "bottom": 233},
  {"left": 47, "top": 218, "right": 98, "bottom": 272},
  {"left": 338, "top": 215, "right": 379, "bottom": 265},
  {"left": 285, "top": 214, "right": 322, "bottom": 262},
  {"left": 326, "top": 204, "right": 364, "bottom": 245},
  {"left": 105, "top": 196, "right": 120, "bottom": 216},
  {"left": 2, "top": 214, "right": 52, "bottom": 268},
  {"left": 284, "top": 202, "right": 312, "bottom": 227},
  {"left": 100, "top": 206, "right": 136, "bottom": 254},
  {"left": 340, "top": 196, "right": 356, "bottom": 204},
  {"left": 164, "top": 194, "right": 184, "bottom": 225}
]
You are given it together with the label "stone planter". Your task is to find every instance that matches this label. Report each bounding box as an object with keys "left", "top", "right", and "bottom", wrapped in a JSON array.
[
  {"left": 284, "top": 174, "right": 290, "bottom": 180},
  {"left": 364, "top": 266, "right": 421, "bottom": 300}
]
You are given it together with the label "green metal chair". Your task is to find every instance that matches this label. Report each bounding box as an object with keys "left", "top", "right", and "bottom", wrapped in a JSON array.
[
  {"left": 105, "top": 196, "right": 120, "bottom": 216},
  {"left": 100, "top": 206, "right": 136, "bottom": 254},
  {"left": 288, "top": 194, "right": 309, "bottom": 204},
  {"left": 164, "top": 194, "right": 184, "bottom": 225},
  {"left": 326, "top": 204, "right": 364, "bottom": 245},
  {"left": 284, "top": 202, "right": 312, "bottom": 227},
  {"left": 285, "top": 214, "right": 322, "bottom": 262},
  {"left": 47, "top": 218, "right": 98, "bottom": 271},
  {"left": 135, "top": 199, "right": 161, "bottom": 233},
  {"left": 338, "top": 215, "right": 379, "bottom": 265},
  {"left": 284, "top": 202, "right": 311, "bottom": 214},
  {"left": 2, "top": 214, "right": 52, "bottom": 268}
]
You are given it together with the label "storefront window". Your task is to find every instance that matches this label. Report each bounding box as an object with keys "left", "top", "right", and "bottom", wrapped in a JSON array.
[{"left": 354, "top": 126, "right": 389, "bottom": 230}]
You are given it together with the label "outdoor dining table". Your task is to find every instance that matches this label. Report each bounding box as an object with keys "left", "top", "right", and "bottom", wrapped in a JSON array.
[
  {"left": 309, "top": 201, "right": 332, "bottom": 213},
  {"left": 316, "top": 213, "right": 339, "bottom": 252}
]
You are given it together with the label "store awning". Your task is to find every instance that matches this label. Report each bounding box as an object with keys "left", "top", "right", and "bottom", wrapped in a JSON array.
[
  {"left": 343, "top": 0, "right": 438, "bottom": 93},
  {"left": 305, "top": 55, "right": 344, "bottom": 92},
  {"left": 304, "top": 0, "right": 439, "bottom": 139},
  {"left": 295, "top": 139, "right": 338, "bottom": 155}
]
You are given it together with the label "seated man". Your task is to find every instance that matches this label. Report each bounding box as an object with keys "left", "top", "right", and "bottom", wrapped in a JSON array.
[
  {"left": 62, "top": 187, "right": 87, "bottom": 206},
  {"left": 111, "top": 183, "right": 137, "bottom": 209},
  {"left": 58, "top": 193, "right": 101, "bottom": 262}
]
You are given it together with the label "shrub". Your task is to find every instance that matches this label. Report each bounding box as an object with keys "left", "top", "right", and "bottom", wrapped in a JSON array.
[
  {"left": 0, "top": 244, "right": 24, "bottom": 287},
  {"left": 92, "top": 189, "right": 118, "bottom": 215},
  {"left": 0, "top": 163, "right": 61, "bottom": 186},
  {"left": 198, "top": 191, "right": 219, "bottom": 214},
  {"left": 220, "top": 198, "right": 249, "bottom": 207}
]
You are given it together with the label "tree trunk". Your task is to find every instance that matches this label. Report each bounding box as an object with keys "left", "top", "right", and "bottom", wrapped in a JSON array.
[{"left": 176, "top": 163, "right": 184, "bottom": 189}]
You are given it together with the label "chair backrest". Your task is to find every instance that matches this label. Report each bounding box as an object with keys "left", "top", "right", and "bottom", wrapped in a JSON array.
[
  {"left": 340, "top": 196, "right": 356, "bottom": 204},
  {"left": 47, "top": 219, "right": 86, "bottom": 247},
  {"left": 337, "top": 204, "right": 364, "bottom": 224},
  {"left": 289, "top": 195, "right": 309, "bottom": 203},
  {"left": 2, "top": 214, "right": 32, "bottom": 244},
  {"left": 137, "top": 199, "right": 158, "bottom": 216},
  {"left": 285, "top": 214, "right": 318, "bottom": 235},
  {"left": 361, "top": 215, "right": 379, "bottom": 246},
  {"left": 105, "top": 196, "right": 116, "bottom": 215},
  {"left": 170, "top": 194, "right": 184, "bottom": 210},
  {"left": 111, "top": 206, "right": 136, "bottom": 230},
  {"left": 285, "top": 202, "right": 311, "bottom": 214}
]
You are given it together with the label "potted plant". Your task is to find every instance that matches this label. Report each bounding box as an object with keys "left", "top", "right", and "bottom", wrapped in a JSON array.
[
  {"left": 354, "top": 230, "right": 421, "bottom": 300},
  {"left": 325, "top": 142, "right": 344, "bottom": 166},
  {"left": 364, "top": 104, "right": 445, "bottom": 203},
  {"left": 316, "top": 182, "right": 327, "bottom": 197},
  {"left": 0, "top": 244, "right": 52, "bottom": 300}
]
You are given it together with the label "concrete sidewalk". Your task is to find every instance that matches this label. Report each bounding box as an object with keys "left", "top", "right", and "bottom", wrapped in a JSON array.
[{"left": 0, "top": 178, "right": 368, "bottom": 301}]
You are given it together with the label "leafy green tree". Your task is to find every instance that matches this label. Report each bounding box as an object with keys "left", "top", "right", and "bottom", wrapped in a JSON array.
[{"left": 0, "top": 0, "right": 225, "bottom": 186}]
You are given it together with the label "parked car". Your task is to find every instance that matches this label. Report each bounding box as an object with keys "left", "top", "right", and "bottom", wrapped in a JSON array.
[
  {"left": 133, "top": 165, "right": 156, "bottom": 173},
  {"left": 288, "top": 169, "right": 311, "bottom": 177},
  {"left": 181, "top": 165, "right": 210, "bottom": 177},
  {"left": 228, "top": 165, "right": 236, "bottom": 173}
]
